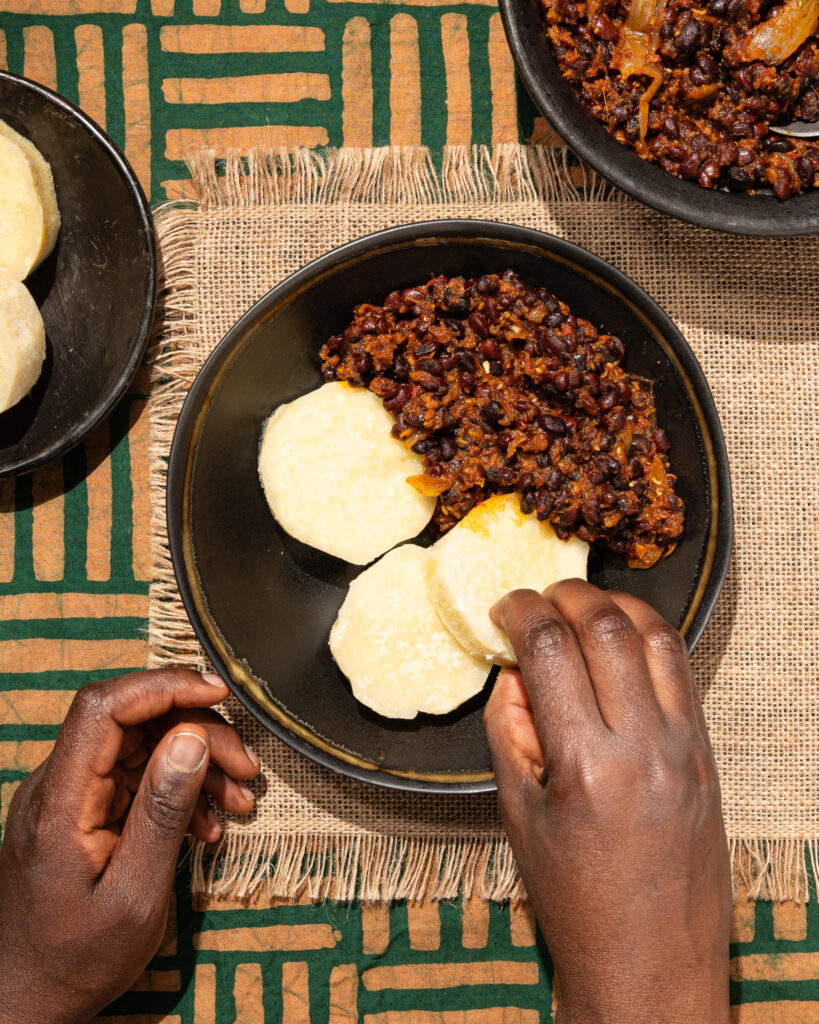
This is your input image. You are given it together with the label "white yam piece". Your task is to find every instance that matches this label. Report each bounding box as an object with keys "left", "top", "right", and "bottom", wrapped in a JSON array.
[
  {"left": 330, "top": 544, "right": 490, "bottom": 719},
  {"left": 0, "top": 121, "right": 60, "bottom": 270},
  {"left": 258, "top": 382, "right": 435, "bottom": 565},
  {"left": 0, "top": 133, "right": 46, "bottom": 280},
  {"left": 427, "top": 492, "right": 589, "bottom": 666},
  {"left": 0, "top": 269, "right": 46, "bottom": 415}
]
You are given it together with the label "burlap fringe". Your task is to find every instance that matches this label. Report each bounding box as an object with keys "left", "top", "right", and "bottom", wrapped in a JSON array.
[
  {"left": 185, "top": 834, "right": 819, "bottom": 903},
  {"left": 731, "top": 839, "right": 819, "bottom": 903},
  {"left": 190, "top": 833, "right": 525, "bottom": 903},
  {"left": 183, "top": 835, "right": 819, "bottom": 904},
  {"left": 147, "top": 204, "right": 211, "bottom": 673},
  {"left": 151, "top": 145, "right": 817, "bottom": 904},
  {"left": 169, "top": 143, "right": 621, "bottom": 208}
]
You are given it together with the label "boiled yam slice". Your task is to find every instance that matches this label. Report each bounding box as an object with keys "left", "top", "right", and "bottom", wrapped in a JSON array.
[
  {"left": 0, "top": 269, "right": 46, "bottom": 415},
  {"left": 259, "top": 382, "right": 435, "bottom": 565},
  {"left": 427, "top": 493, "right": 589, "bottom": 666},
  {"left": 0, "top": 121, "right": 60, "bottom": 271},
  {"left": 0, "top": 129, "right": 58, "bottom": 281},
  {"left": 330, "top": 544, "right": 490, "bottom": 719}
]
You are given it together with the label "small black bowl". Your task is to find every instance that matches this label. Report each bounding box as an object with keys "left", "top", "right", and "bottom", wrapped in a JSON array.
[
  {"left": 0, "top": 72, "right": 156, "bottom": 477},
  {"left": 498, "top": 0, "right": 819, "bottom": 237},
  {"left": 167, "top": 220, "right": 733, "bottom": 794}
]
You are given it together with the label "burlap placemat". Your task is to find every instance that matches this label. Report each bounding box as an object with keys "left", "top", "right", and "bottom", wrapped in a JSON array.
[{"left": 149, "top": 144, "right": 819, "bottom": 904}]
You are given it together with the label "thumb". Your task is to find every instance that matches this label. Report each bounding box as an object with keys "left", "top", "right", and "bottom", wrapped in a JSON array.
[{"left": 112, "top": 724, "right": 211, "bottom": 896}]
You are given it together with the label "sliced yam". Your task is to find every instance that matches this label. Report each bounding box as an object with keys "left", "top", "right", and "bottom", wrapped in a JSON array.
[
  {"left": 427, "top": 492, "right": 589, "bottom": 666},
  {"left": 0, "top": 269, "right": 46, "bottom": 415},
  {"left": 0, "top": 121, "right": 60, "bottom": 268},
  {"left": 0, "top": 133, "right": 48, "bottom": 281},
  {"left": 330, "top": 544, "right": 490, "bottom": 719},
  {"left": 258, "top": 381, "right": 435, "bottom": 565}
]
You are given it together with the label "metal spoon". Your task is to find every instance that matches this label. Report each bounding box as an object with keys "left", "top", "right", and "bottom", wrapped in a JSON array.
[{"left": 770, "top": 119, "right": 819, "bottom": 138}]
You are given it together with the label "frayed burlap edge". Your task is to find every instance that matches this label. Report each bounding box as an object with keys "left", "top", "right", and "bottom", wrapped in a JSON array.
[
  {"left": 186, "top": 836, "right": 819, "bottom": 904},
  {"left": 163, "top": 142, "right": 620, "bottom": 207},
  {"left": 732, "top": 839, "right": 819, "bottom": 903},
  {"left": 190, "top": 833, "right": 523, "bottom": 903},
  {"left": 149, "top": 144, "right": 815, "bottom": 903}
]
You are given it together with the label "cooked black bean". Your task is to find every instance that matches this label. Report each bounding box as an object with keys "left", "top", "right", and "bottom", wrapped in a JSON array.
[
  {"left": 353, "top": 353, "right": 372, "bottom": 374},
  {"left": 321, "top": 271, "right": 683, "bottom": 567},
  {"left": 483, "top": 400, "right": 504, "bottom": 425},
  {"left": 539, "top": 413, "right": 567, "bottom": 435},
  {"left": 476, "top": 274, "right": 499, "bottom": 294},
  {"left": 468, "top": 312, "right": 490, "bottom": 339}
]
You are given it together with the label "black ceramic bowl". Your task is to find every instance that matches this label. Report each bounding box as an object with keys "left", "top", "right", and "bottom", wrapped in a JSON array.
[
  {"left": 498, "top": 0, "right": 819, "bottom": 236},
  {"left": 0, "top": 72, "right": 156, "bottom": 477},
  {"left": 168, "top": 220, "right": 733, "bottom": 794}
]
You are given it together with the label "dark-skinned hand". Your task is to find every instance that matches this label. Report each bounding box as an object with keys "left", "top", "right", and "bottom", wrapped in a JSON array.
[
  {"left": 484, "top": 579, "right": 731, "bottom": 1024},
  {"left": 0, "top": 669, "right": 259, "bottom": 1024}
]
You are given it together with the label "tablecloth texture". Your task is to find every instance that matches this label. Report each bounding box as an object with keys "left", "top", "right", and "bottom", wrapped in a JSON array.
[{"left": 3, "top": 2, "right": 819, "bottom": 1021}]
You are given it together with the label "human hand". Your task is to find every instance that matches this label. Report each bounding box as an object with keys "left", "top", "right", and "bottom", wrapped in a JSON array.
[
  {"left": 0, "top": 669, "right": 260, "bottom": 1024},
  {"left": 484, "top": 580, "right": 731, "bottom": 1024}
]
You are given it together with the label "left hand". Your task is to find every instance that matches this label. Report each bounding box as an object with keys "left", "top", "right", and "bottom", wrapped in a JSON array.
[{"left": 0, "top": 669, "right": 260, "bottom": 1024}]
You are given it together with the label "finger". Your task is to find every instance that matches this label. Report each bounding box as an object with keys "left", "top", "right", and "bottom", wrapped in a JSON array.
[
  {"left": 203, "top": 764, "right": 256, "bottom": 815},
  {"left": 41, "top": 669, "right": 228, "bottom": 828},
  {"left": 107, "top": 783, "right": 133, "bottom": 825},
  {"left": 119, "top": 740, "right": 150, "bottom": 772},
  {"left": 490, "top": 588, "right": 606, "bottom": 761},
  {"left": 107, "top": 724, "right": 211, "bottom": 895},
  {"left": 189, "top": 790, "right": 221, "bottom": 843},
  {"left": 483, "top": 669, "right": 545, "bottom": 798},
  {"left": 544, "top": 579, "right": 661, "bottom": 734},
  {"left": 147, "top": 708, "right": 260, "bottom": 781},
  {"left": 608, "top": 591, "right": 697, "bottom": 724},
  {"left": 119, "top": 725, "right": 146, "bottom": 764},
  {"left": 104, "top": 764, "right": 132, "bottom": 824}
]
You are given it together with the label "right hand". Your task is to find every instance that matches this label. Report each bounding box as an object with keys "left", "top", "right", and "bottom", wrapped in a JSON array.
[{"left": 484, "top": 580, "right": 731, "bottom": 1024}]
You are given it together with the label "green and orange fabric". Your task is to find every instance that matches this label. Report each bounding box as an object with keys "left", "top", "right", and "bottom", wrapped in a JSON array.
[{"left": 2, "top": 2, "right": 819, "bottom": 1020}]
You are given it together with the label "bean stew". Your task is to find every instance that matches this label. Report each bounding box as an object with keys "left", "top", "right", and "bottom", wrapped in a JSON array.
[
  {"left": 540, "top": 0, "right": 819, "bottom": 198},
  {"left": 320, "top": 270, "right": 685, "bottom": 570}
]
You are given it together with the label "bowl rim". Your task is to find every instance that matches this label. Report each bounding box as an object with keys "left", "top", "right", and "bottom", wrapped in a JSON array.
[
  {"left": 167, "top": 218, "right": 734, "bottom": 794},
  {"left": 0, "top": 70, "right": 157, "bottom": 478},
  {"left": 497, "top": 0, "right": 819, "bottom": 238}
]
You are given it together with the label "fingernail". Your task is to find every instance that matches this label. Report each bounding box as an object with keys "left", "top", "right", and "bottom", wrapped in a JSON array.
[
  {"left": 167, "top": 732, "right": 208, "bottom": 774},
  {"left": 239, "top": 783, "right": 255, "bottom": 803},
  {"left": 243, "top": 743, "right": 261, "bottom": 769},
  {"left": 202, "top": 672, "right": 226, "bottom": 687}
]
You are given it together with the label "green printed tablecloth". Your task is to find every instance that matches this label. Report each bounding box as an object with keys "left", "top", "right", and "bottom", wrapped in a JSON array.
[{"left": 1, "top": 2, "right": 818, "bottom": 1020}]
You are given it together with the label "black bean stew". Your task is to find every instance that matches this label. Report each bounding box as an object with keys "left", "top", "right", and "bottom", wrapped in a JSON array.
[
  {"left": 541, "top": 0, "right": 819, "bottom": 198},
  {"left": 319, "top": 271, "right": 684, "bottom": 569}
]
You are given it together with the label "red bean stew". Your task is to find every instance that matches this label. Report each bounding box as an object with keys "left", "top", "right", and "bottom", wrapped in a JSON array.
[
  {"left": 319, "top": 271, "right": 684, "bottom": 569},
  {"left": 540, "top": 0, "right": 819, "bottom": 198}
]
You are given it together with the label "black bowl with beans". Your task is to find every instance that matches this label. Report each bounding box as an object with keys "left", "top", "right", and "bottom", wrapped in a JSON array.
[
  {"left": 167, "top": 221, "right": 732, "bottom": 794},
  {"left": 499, "top": 0, "right": 819, "bottom": 235}
]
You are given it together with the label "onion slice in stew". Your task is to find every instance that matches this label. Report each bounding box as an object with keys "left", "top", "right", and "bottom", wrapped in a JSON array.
[
  {"left": 621, "top": 0, "right": 667, "bottom": 38},
  {"left": 407, "top": 473, "right": 451, "bottom": 497},
  {"left": 725, "top": 0, "right": 819, "bottom": 65},
  {"left": 612, "top": 0, "right": 668, "bottom": 146}
]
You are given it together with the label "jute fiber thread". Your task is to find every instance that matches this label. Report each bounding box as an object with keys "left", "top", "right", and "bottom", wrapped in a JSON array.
[{"left": 149, "top": 144, "right": 819, "bottom": 903}]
